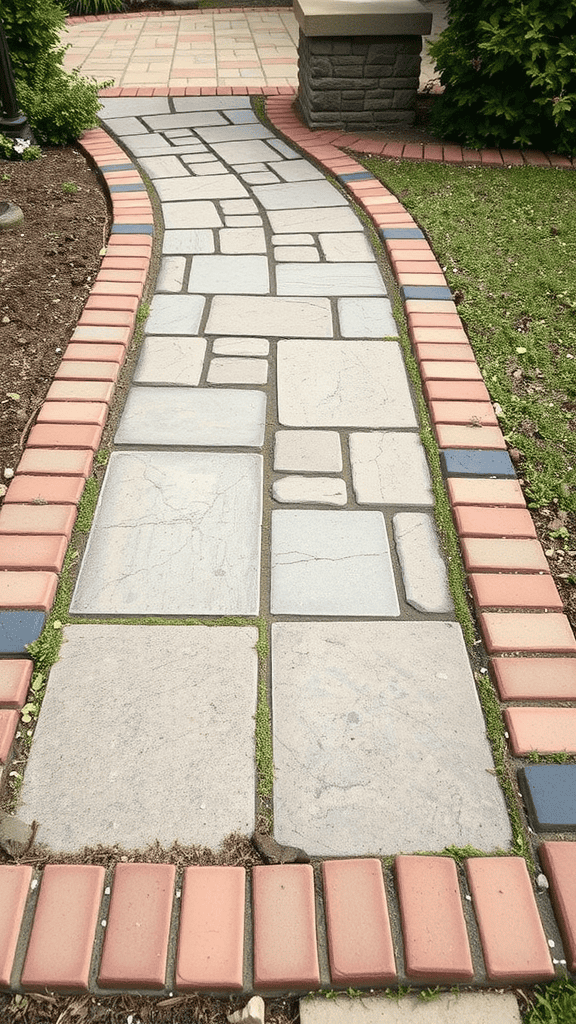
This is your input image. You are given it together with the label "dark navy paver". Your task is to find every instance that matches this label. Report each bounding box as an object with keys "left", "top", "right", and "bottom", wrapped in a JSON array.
[
  {"left": 401, "top": 285, "right": 453, "bottom": 300},
  {"left": 0, "top": 611, "right": 46, "bottom": 654},
  {"left": 519, "top": 766, "right": 576, "bottom": 832},
  {"left": 441, "top": 449, "right": 516, "bottom": 478},
  {"left": 381, "top": 228, "right": 425, "bottom": 239}
]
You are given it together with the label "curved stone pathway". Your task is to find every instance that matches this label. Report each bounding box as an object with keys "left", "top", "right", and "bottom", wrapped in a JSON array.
[{"left": 0, "top": 82, "right": 575, "bottom": 1006}]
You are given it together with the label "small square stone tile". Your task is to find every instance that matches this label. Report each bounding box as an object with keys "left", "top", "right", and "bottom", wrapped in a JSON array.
[
  {"left": 505, "top": 707, "right": 576, "bottom": 756},
  {"left": 338, "top": 298, "right": 398, "bottom": 337},
  {"left": 134, "top": 337, "right": 207, "bottom": 386},
  {"left": 206, "top": 297, "right": 333, "bottom": 337},
  {"left": 274, "top": 430, "right": 342, "bottom": 472},
  {"left": 219, "top": 228, "right": 266, "bottom": 253},
  {"left": 349, "top": 432, "right": 433, "bottom": 506},
  {"left": 319, "top": 233, "right": 374, "bottom": 262},
  {"left": 277, "top": 340, "right": 417, "bottom": 428},
  {"left": 115, "top": 388, "right": 266, "bottom": 447},
  {"left": 273, "top": 476, "right": 347, "bottom": 505},
  {"left": 188, "top": 255, "right": 269, "bottom": 294},
  {"left": 162, "top": 202, "right": 222, "bottom": 229},
  {"left": 272, "top": 234, "right": 315, "bottom": 246},
  {"left": 441, "top": 449, "right": 516, "bottom": 477},
  {"left": 212, "top": 338, "right": 270, "bottom": 356},
  {"left": 162, "top": 229, "right": 214, "bottom": 254},
  {"left": 208, "top": 357, "right": 268, "bottom": 384},
  {"left": 277, "top": 262, "right": 385, "bottom": 296},
  {"left": 0, "top": 611, "right": 45, "bottom": 654},
  {"left": 520, "top": 766, "right": 576, "bottom": 831},
  {"left": 393, "top": 513, "right": 453, "bottom": 613},
  {"left": 271, "top": 510, "right": 399, "bottom": 616},
  {"left": 146, "top": 294, "right": 205, "bottom": 335}
]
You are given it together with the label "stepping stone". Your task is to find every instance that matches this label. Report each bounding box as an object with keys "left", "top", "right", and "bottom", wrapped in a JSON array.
[
  {"left": 252, "top": 180, "right": 347, "bottom": 210},
  {"left": 270, "top": 160, "right": 324, "bottom": 182},
  {"left": 338, "top": 297, "right": 398, "bottom": 338},
  {"left": 270, "top": 511, "right": 399, "bottom": 616},
  {"left": 319, "top": 232, "right": 374, "bottom": 261},
  {"left": 277, "top": 340, "right": 417, "bottom": 428},
  {"left": 210, "top": 140, "right": 283, "bottom": 164},
  {"left": 206, "top": 297, "right": 333, "bottom": 338},
  {"left": 393, "top": 513, "right": 453, "bottom": 613},
  {"left": 300, "top": 991, "right": 522, "bottom": 1024},
  {"left": 272, "top": 621, "right": 511, "bottom": 856},
  {"left": 162, "top": 202, "right": 222, "bottom": 229},
  {"left": 519, "top": 765, "right": 576, "bottom": 832},
  {"left": 173, "top": 97, "right": 252, "bottom": 111},
  {"left": 268, "top": 208, "right": 362, "bottom": 234},
  {"left": 188, "top": 255, "right": 269, "bottom": 294},
  {"left": 272, "top": 476, "right": 347, "bottom": 505},
  {"left": 274, "top": 431, "right": 342, "bottom": 472},
  {"left": 115, "top": 387, "right": 266, "bottom": 447},
  {"left": 71, "top": 452, "right": 262, "bottom": 616},
  {"left": 349, "top": 432, "right": 433, "bottom": 505},
  {"left": 162, "top": 230, "right": 214, "bottom": 254},
  {"left": 20, "top": 625, "right": 258, "bottom": 850},
  {"left": 276, "top": 263, "right": 386, "bottom": 297},
  {"left": 146, "top": 294, "right": 205, "bottom": 335},
  {"left": 142, "top": 112, "right": 228, "bottom": 130},
  {"left": 134, "top": 337, "right": 207, "bottom": 386},
  {"left": 195, "top": 125, "right": 274, "bottom": 143},
  {"left": 154, "top": 176, "right": 249, "bottom": 202},
  {"left": 99, "top": 97, "right": 170, "bottom": 118}
]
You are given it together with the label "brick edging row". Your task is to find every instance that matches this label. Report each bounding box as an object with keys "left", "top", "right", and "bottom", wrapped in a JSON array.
[
  {"left": 0, "top": 87, "right": 575, "bottom": 995},
  {"left": 1, "top": 852, "right": 576, "bottom": 993}
]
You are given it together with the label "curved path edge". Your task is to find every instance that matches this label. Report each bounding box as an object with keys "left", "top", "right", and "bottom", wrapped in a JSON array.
[{"left": 0, "top": 87, "right": 575, "bottom": 995}]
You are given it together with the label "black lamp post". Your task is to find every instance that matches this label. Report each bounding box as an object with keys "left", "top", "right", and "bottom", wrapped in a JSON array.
[{"left": 0, "top": 17, "right": 36, "bottom": 146}]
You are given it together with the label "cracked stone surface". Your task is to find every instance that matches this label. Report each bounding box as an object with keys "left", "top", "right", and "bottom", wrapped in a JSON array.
[
  {"left": 70, "top": 452, "right": 263, "bottom": 615},
  {"left": 393, "top": 512, "right": 453, "bottom": 614},
  {"left": 272, "top": 622, "right": 512, "bottom": 855},
  {"left": 270, "top": 510, "right": 399, "bottom": 616},
  {"left": 114, "top": 387, "right": 267, "bottom": 447},
  {"left": 349, "top": 432, "right": 434, "bottom": 505},
  {"left": 20, "top": 625, "right": 258, "bottom": 852},
  {"left": 133, "top": 337, "right": 207, "bottom": 386}
]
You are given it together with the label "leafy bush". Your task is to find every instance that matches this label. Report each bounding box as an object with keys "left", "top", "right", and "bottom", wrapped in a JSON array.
[
  {"left": 429, "top": 0, "right": 576, "bottom": 155},
  {"left": 59, "top": 0, "right": 123, "bottom": 15},
  {"left": 2, "top": 0, "right": 108, "bottom": 145}
]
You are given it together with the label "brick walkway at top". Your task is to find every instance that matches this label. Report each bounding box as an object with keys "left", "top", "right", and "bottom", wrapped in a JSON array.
[{"left": 0, "top": 7, "right": 575, "bottom": 1009}]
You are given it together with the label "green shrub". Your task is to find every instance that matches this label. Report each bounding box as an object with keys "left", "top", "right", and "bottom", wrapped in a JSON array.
[
  {"left": 59, "top": 0, "right": 123, "bottom": 15},
  {"left": 3, "top": 0, "right": 109, "bottom": 145},
  {"left": 429, "top": 0, "right": 576, "bottom": 155}
]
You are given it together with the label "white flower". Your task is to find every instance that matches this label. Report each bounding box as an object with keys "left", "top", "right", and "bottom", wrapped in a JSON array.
[{"left": 13, "top": 138, "right": 31, "bottom": 154}]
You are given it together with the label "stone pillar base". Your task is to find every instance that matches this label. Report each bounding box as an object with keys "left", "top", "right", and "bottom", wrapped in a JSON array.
[{"left": 297, "top": 31, "right": 422, "bottom": 131}]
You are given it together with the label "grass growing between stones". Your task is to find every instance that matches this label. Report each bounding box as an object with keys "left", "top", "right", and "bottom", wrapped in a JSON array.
[{"left": 524, "top": 978, "right": 576, "bottom": 1024}]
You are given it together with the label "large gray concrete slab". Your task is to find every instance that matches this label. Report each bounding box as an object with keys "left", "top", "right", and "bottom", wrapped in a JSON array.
[
  {"left": 205, "top": 296, "right": 333, "bottom": 337},
  {"left": 154, "top": 175, "right": 249, "bottom": 202},
  {"left": 115, "top": 387, "right": 266, "bottom": 447},
  {"left": 20, "top": 625, "right": 258, "bottom": 852},
  {"left": 252, "top": 180, "right": 348, "bottom": 210},
  {"left": 300, "top": 993, "right": 522, "bottom": 1024},
  {"left": 270, "top": 511, "right": 399, "bottom": 616},
  {"left": 277, "top": 340, "right": 417, "bottom": 427},
  {"left": 272, "top": 621, "right": 512, "bottom": 855},
  {"left": 71, "top": 452, "right": 263, "bottom": 616},
  {"left": 267, "top": 207, "right": 362, "bottom": 233}
]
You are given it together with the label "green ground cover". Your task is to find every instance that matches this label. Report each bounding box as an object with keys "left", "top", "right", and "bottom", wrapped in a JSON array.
[{"left": 361, "top": 158, "right": 576, "bottom": 517}]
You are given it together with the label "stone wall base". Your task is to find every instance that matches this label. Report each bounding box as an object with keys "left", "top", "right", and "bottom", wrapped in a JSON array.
[{"left": 297, "top": 31, "right": 422, "bottom": 130}]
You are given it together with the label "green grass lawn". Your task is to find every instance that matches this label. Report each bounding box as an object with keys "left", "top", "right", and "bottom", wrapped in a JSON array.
[{"left": 361, "top": 158, "right": 576, "bottom": 517}]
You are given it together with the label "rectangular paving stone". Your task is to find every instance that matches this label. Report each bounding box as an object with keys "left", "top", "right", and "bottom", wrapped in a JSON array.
[
  {"left": 210, "top": 139, "right": 284, "bottom": 163},
  {"left": 138, "top": 154, "right": 189, "bottom": 179},
  {"left": 323, "top": 859, "right": 396, "bottom": 985},
  {"left": 300, "top": 992, "right": 523, "bottom": 1024},
  {"left": 134, "top": 337, "right": 207, "bottom": 385},
  {"left": 162, "top": 201, "right": 223, "bottom": 228},
  {"left": 267, "top": 207, "right": 362, "bottom": 234},
  {"left": 142, "top": 112, "right": 228, "bottom": 130},
  {"left": 252, "top": 179, "right": 347, "bottom": 209},
  {"left": 21, "top": 865, "right": 105, "bottom": 991},
  {"left": 491, "top": 657, "right": 576, "bottom": 700},
  {"left": 466, "top": 858, "right": 554, "bottom": 982},
  {"left": 146, "top": 294, "right": 205, "bottom": 335},
  {"left": 188, "top": 254, "right": 269, "bottom": 293},
  {"left": 273, "top": 475, "right": 347, "bottom": 505},
  {"left": 505, "top": 707, "right": 576, "bottom": 755},
  {"left": 277, "top": 340, "right": 417, "bottom": 428},
  {"left": 115, "top": 387, "right": 265, "bottom": 448},
  {"left": 252, "top": 865, "right": 320, "bottom": 989},
  {"left": 71, "top": 452, "right": 262, "bottom": 616},
  {"left": 0, "top": 504, "right": 76, "bottom": 537},
  {"left": 154, "top": 175, "right": 249, "bottom": 202},
  {"left": 176, "top": 866, "right": 245, "bottom": 991},
  {"left": 208, "top": 357, "right": 268, "bottom": 384},
  {"left": 99, "top": 98, "right": 170, "bottom": 117},
  {"left": 441, "top": 449, "right": 516, "bottom": 477},
  {"left": 98, "top": 864, "right": 176, "bottom": 989},
  {"left": 269, "top": 159, "right": 324, "bottom": 182},
  {"left": 0, "top": 865, "right": 33, "bottom": 988},
  {"left": 350, "top": 432, "right": 433, "bottom": 506},
  {"left": 163, "top": 229, "right": 214, "bottom": 254},
  {"left": 195, "top": 124, "right": 274, "bottom": 143},
  {"left": 213, "top": 337, "right": 270, "bottom": 356},
  {"left": 276, "top": 262, "right": 386, "bottom": 296},
  {"left": 393, "top": 513, "right": 453, "bottom": 614},
  {"left": 272, "top": 622, "right": 511, "bottom": 856},
  {"left": 219, "top": 227, "right": 266, "bottom": 253},
  {"left": 318, "top": 232, "right": 373, "bottom": 261},
  {"left": 338, "top": 297, "right": 398, "bottom": 337},
  {"left": 20, "top": 625, "right": 258, "bottom": 850},
  {"left": 206, "top": 296, "right": 333, "bottom": 337},
  {"left": 271, "top": 510, "right": 399, "bottom": 616},
  {"left": 395, "top": 856, "right": 473, "bottom": 981},
  {"left": 520, "top": 765, "right": 576, "bottom": 831},
  {"left": 0, "top": 658, "right": 33, "bottom": 707},
  {"left": 480, "top": 612, "right": 576, "bottom": 654},
  {"left": 539, "top": 842, "right": 576, "bottom": 971},
  {"left": 0, "top": 709, "right": 19, "bottom": 763}
]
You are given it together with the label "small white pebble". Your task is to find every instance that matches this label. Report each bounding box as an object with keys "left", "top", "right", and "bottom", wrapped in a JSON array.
[
  {"left": 101, "top": 920, "right": 107, "bottom": 928},
  {"left": 537, "top": 873, "right": 549, "bottom": 890},
  {"left": 465, "top": 894, "right": 472, "bottom": 901},
  {"left": 553, "top": 958, "right": 559, "bottom": 964},
  {"left": 548, "top": 938, "right": 555, "bottom": 948},
  {"left": 3, "top": 468, "right": 14, "bottom": 479},
  {"left": 176, "top": 890, "right": 181, "bottom": 898},
  {"left": 504, "top": 731, "right": 509, "bottom": 738},
  {"left": 31, "top": 879, "right": 38, "bottom": 890},
  {"left": 200, "top": 802, "right": 206, "bottom": 809},
  {"left": 105, "top": 886, "right": 111, "bottom": 895}
]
